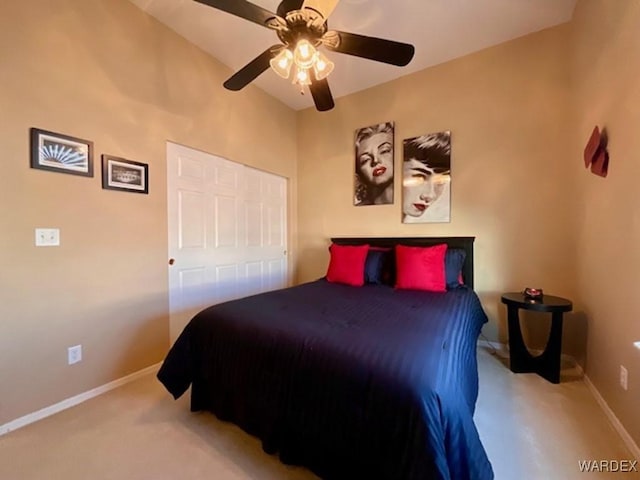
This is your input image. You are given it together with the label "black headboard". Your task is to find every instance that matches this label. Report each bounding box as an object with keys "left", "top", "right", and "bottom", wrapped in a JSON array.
[{"left": 330, "top": 237, "right": 476, "bottom": 289}]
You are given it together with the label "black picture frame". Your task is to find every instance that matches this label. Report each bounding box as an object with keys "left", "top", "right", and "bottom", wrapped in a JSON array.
[
  {"left": 30, "top": 128, "right": 94, "bottom": 177},
  {"left": 101, "top": 154, "right": 149, "bottom": 194}
]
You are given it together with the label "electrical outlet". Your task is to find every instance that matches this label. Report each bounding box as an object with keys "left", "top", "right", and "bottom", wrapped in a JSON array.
[
  {"left": 620, "top": 365, "right": 628, "bottom": 391},
  {"left": 68, "top": 345, "right": 82, "bottom": 365}
]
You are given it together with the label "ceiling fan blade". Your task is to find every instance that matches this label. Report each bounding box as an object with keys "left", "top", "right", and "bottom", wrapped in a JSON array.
[
  {"left": 309, "top": 78, "right": 335, "bottom": 111},
  {"left": 276, "top": 0, "right": 305, "bottom": 17},
  {"left": 194, "top": 0, "right": 277, "bottom": 28},
  {"left": 325, "top": 30, "right": 415, "bottom": 66},
  {"left": 223, "top": 46, "right": 281, "bottom": 91},
  {"left": 302, "top": 0, "right": 339, "bottom": 19}
]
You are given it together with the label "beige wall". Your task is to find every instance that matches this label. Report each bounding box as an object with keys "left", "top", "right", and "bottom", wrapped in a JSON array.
[
  {"left": 570, "top": 0, "right": 640, "bottom": 447},
  {"left": 297, "top": 25, "right": 577, "bottom": 347},
  {"left": 0, "top": 0, "right": 297, "bottom": 426}
]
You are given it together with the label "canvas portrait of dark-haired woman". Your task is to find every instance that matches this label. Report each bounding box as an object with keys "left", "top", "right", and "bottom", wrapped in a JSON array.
[
  {"left": 402, "top": 131, "right": 452, "bottom": 223},
  {"left": 354, "top": 122, "right": 395, "bottom": 206}
]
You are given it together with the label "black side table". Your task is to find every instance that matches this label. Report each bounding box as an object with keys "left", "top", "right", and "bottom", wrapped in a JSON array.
[{"left": 501, "top": 292, "right": 573, "bottom": 384}]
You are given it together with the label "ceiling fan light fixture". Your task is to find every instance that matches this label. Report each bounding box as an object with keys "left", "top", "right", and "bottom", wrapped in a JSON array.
[
  {"left": 269, "top": 48, "right": 293, "bottom": 78},
  {"left": 313, "top": 51, "right": 334, "bottom": 80},
  {"left": 293, "top": 39, "right": 317, "bottom": 70}
]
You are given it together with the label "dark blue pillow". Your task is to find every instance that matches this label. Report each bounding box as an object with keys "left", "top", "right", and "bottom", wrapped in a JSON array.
[
  {"left": 364, "top": 249, "right": 389, "bottom": 284},
  {"left": 445, "top": 249, "right": 466, "bottom": 289}
]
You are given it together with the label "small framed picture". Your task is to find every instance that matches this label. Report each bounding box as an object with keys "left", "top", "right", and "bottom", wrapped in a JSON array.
[
  {"left": 101, "top": 154, "right": 149, "bottom": 194},
  {"left": 30, "top": 128, "right": 93, "bottom": 177}
]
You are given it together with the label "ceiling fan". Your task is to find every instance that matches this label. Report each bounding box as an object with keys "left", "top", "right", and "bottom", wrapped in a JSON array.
[{"left": 194, "top": 0, "right": 416, "bottom": 112}]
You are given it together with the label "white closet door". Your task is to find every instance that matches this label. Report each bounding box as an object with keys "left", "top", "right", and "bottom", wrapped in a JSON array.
[
  {"left": 243, "top": 166, "right": 288, "bottom": 297},
  {"left": 167, "top": 143, "right": 287, "bottom": 341}
]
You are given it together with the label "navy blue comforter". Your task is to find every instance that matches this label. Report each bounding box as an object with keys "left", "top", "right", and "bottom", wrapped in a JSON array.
[{"left": 158, "top": 279, "right": 493, "bottom": 480}]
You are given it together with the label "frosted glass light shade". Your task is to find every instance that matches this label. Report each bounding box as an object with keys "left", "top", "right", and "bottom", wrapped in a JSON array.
[
  {"left": 313, "top": 51, "right": 334, "bottom": 80},
  {"left": 270, "top": 49, "right": 293, "bottom": 78},
  {"left": 292, "top": 65, "right": 312, "bottom": 86},
  {"left": 293, "top": 39, "right": 317, "bottom": 69}
]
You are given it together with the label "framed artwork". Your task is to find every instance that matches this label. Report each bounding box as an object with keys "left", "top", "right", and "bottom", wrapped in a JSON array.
[
  {"left": 101, "top": 155, "right": 149, "bottom": 194},
  {"left": 354, "top": 121, "right": 394, "bottom": 206},
  {"left": 30, "top": 128, "right": 93, "bottom": 177},
  {"left": 402, "top": 131, "right": 451, "bottom": 223}
]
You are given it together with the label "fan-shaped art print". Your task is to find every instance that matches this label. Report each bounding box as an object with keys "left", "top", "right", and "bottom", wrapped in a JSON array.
[{"left": 30, "top": 128, "right": 93, "bottom": 177}]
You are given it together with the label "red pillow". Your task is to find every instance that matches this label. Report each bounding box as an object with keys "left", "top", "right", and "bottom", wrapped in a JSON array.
[
  {"left": 326, "top": 244, "right": 370, "bottom": 286},
  {"left": 395, "top": 244, "right": 448, "bottom": 292}
]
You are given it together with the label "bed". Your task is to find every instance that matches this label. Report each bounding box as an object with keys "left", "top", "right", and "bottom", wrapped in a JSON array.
[{"left": 157, "top": 236, "right": 493, "bottom": 479}]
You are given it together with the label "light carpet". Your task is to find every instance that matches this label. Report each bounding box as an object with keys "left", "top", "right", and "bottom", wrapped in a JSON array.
[{"left": 0, "top": 346, "right": 637, "bottom": 479}]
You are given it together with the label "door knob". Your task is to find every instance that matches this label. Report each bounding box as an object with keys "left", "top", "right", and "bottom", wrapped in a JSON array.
[{"left": 168, "top": 258, "right": 175, "bottom": 265}]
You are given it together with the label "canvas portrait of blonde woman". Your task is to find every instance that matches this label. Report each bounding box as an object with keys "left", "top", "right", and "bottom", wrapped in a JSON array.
[{"left": 354, "top": 122, "right": 395, "bottom": 206}]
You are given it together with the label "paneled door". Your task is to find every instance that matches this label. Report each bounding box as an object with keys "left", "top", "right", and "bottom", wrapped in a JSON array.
[{"left": 167, "top": 142, "right": 287, "bottom": 341}]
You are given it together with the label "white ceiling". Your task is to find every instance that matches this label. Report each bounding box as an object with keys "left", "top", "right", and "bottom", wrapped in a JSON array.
[{"left": 128, "top": 0, "right": 577, "bottom": 111}]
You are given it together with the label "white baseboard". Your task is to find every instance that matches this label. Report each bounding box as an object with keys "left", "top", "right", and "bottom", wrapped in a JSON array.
[
  {"left": 477, "top": 339, "right": 576, "bottom": 366},
  {"left": 477, "top": 339, "right": 639, "bottom": 461},
  {"left": 583, "top": 375, "right": 640, "bottom": 461},
  {"left": 0, "top": 362, "right": 162, "bottom": 437},
  {"left": 477, "top": 339, "right": 508, "bottom": 356}
]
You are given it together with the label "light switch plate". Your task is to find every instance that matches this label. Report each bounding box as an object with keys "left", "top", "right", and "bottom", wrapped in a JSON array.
[
  {"left": 35, "top": 228, "right": 60, "bottom": 246},
  {"left": 68, "top": 345, "right": 82, "bottom": 365}
]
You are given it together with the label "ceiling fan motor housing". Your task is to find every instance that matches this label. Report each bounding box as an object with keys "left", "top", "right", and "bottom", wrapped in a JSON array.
[{"left": 275, "top": 8, "right": 328, "bottom": 48}]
